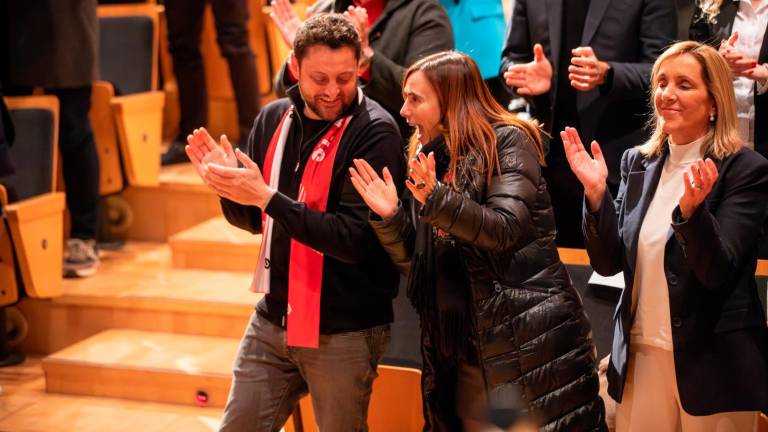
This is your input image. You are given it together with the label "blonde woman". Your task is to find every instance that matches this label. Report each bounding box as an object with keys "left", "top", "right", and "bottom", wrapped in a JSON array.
[{"left": 564, "top": 41, "right": 768, "bottom": 431}]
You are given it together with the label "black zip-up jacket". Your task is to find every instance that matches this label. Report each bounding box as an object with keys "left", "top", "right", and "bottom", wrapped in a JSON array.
[{"left": 221, "top": 85, "right": 406, "bottom": 333}]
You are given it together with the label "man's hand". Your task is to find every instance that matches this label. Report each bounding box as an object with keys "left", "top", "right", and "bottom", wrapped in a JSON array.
[
  {"left": 269, "top": 0, "right": 302, "bottom": 49},
  {"left": 185, "top": 128, "right": 237, "bottom": 181},
  {"left": 204, "top": 149, "right": 275, "bottom": 210},
  {"left": 503, "top": 43, "right": 553, "bottom": 96},
  {"left": 569, "top": 46, "right": 610, "bottom": 92}
]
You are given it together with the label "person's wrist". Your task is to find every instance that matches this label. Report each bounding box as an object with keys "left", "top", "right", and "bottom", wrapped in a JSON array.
[
  {"left": 597, "top": 61, "right": 610, "bottom": 85},
  {"left": 585, "top": 185, "right": 606, "bottom": 212},
  {"left": 679, "top": 202, "right": 695, "bottom": 221},
  {"left": 379, "top": 205, "right": 397, "bottom": 219},
  {"left": 259, "top": 187, "right": 276, "bottom": 210},
  {"left": 758, "top": 64, "right": 768, "bottom": 85},
  {"left": 360, "top": 46, "right": 374, "bottom": 69}
]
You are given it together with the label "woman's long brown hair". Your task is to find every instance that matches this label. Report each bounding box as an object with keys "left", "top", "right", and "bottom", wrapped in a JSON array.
[{"left": 403, "top": 51, "right": 545, "bottom": 185}]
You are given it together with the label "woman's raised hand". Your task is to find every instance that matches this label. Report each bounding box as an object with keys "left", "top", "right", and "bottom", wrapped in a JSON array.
[
  {"left": 679, "top": 158, "right": 718, "bottom": 220},
  {"left": 350, "top": 159, "right": 399, "bottom": 219},
  {"left": 405, "top": 152, "right": 437, "bottom": 205},
  {"left": 561, "top": 127, "right": 608, "bottom": 211}
]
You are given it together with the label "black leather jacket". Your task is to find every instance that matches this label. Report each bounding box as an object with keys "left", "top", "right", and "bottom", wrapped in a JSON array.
[{"left": 371, "top": 125, "right": 606, "bottom": 431}]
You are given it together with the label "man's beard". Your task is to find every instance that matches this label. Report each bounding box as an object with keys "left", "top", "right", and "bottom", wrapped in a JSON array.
[{"left": 300, "top": 87, "right": 355, "bottom": 121}]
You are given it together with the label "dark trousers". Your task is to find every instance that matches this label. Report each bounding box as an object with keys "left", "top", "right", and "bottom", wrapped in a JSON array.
[
  {"left": 165, "top": 0, "right": 260, "bottom": 143},
  {"left": 6, "top": 86, "right": 100, "bottom": 240}
]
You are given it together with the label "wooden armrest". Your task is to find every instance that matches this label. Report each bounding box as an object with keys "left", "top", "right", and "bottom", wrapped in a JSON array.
[
  {"left": 6, "top": 192, "right": 65, "bottom": 298},
  {"left": 111, "top": 91, "right": 166, "bottom": 187}
]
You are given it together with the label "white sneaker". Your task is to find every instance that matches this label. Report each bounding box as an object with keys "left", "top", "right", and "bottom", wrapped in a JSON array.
[{"left": 63, "top": 239, "right": 99, "bottom": 278}]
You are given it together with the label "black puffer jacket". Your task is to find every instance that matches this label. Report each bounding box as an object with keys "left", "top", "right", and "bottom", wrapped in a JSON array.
[{"left": 371, "top": 125, "right": 606, "bottom": 431}]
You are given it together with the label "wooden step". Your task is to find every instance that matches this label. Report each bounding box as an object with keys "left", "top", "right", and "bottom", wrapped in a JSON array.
[
  {"left": 0, "top": 356, "right": 310, "bottom": 432},
  {"left": 0, "top": 357, "right": 226, "bottom": 432},
  {"left": 43, "top": 329, "right": 238, "bottom": 408},
  {"left": 42, "top": 329, "right": 423, "bottom": 430},
  {"left": 116, "top": 163, "right": 223, "bottom": 242},
  {"left": 19, "top": 242, "right": 260, "bottom": 355},
  {"left": 169, "top": 216, "right": 261, "bottom": 272}
]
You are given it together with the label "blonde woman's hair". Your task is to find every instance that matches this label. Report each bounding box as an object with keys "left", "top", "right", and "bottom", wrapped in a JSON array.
[
  {"left": 403, "top": 51, "right": 545, "bottom": 185},
  {"left": 697, "top": 0, "right": 724, "bottom": 23},
  {"left": 639, "top": 40, "right": 742, "bottom": 159}
]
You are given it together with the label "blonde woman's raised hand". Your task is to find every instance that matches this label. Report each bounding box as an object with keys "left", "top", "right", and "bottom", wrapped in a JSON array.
[
  {"left": 350, "top": 159, "right": 399, "bottom": 219},
  {"left": 561, "top": 127, "right": 607, "bottom": 211},
  {"left": 679, "top": 158, "right": 718, "bottom": 220}
]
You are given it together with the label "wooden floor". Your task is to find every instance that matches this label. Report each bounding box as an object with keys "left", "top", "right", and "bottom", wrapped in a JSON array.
[{"left": 0, "top": 357, "right": 225, "bottom": 432}]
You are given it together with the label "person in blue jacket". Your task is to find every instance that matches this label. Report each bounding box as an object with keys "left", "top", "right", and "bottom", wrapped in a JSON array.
[{"left": 440, "top": 0, "right": 509, "bottom": 105}]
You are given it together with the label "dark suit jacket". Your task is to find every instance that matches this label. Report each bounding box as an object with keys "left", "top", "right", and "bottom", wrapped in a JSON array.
[
  {"left": 499, "top": 0, "right": 676, "bottom": 186},
  {"left": 583, "top": 145, "right": 768, "bottom": 415},
  {"left": 689, "top": 1, "right": 768, "bottom": 159}
]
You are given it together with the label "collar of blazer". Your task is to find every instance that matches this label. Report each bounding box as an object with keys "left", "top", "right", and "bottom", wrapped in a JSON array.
[{"left": 626, "top": 144, "right": 726, "bottom": 267}]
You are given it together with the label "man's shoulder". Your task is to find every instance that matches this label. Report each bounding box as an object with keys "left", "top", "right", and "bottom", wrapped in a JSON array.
[
  {"left": 354, "top": 97, "right": 401, "bottom": 135},
  {"left": 261, "top": 98, "right": 292, "bottom": 117}
]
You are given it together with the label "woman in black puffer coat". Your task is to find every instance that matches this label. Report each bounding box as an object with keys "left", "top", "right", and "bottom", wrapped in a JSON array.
[{"left": 350, "top": 51, "right": 605, "bottom": 431}]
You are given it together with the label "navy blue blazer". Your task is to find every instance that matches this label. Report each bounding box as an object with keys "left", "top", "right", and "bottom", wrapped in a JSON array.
[{"left": 583, "top": 145, "right": 768, "bottom": 415}]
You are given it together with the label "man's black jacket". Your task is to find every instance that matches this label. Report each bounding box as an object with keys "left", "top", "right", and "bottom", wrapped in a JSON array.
[{"left": 221, "top": 86, "right": 406, "bottom": 334}]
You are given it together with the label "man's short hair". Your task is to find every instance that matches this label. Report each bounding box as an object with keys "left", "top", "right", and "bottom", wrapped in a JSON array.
[{"left": 293, "top": 13, "right": 361, "bottom": 63}]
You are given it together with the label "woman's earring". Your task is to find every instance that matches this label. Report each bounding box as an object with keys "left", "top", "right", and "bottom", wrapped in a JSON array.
[{"left": 709, "top": 112, "right": 716, "bottom": 122}]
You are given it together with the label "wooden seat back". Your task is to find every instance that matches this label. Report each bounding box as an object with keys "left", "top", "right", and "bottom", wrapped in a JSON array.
[
  {"left": 92, "top": 4, "right": 165, "bottom": 191},
  {"left": 2, "top": 96, "right": 66, "bottom": 302}
]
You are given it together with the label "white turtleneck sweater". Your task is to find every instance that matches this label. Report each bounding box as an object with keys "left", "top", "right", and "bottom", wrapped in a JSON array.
[{"left": 630, "top": 133, "right": 709, "bottom": 351}]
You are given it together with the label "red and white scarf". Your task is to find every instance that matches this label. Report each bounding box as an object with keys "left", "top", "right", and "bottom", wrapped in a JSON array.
[{"left": 251, "top": 92, "right": 360, "bottom": 348}]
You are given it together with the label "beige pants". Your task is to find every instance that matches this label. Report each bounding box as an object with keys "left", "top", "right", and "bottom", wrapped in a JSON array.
[{"left": 616, "top": 344, "right": 758, "bottom": 432}]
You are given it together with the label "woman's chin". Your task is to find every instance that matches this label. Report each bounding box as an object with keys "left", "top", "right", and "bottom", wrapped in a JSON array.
[{"left": 414, "top": 128, "right": 426, "bottom": 144}]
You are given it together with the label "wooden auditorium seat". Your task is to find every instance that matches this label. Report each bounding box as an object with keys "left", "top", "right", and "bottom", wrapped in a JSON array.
[
  {"left": 1, "top": 96, "right": 66, "bottom": 304},
  {"left": 91, "top": 3, "right": 165, "bottom": 193}
]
